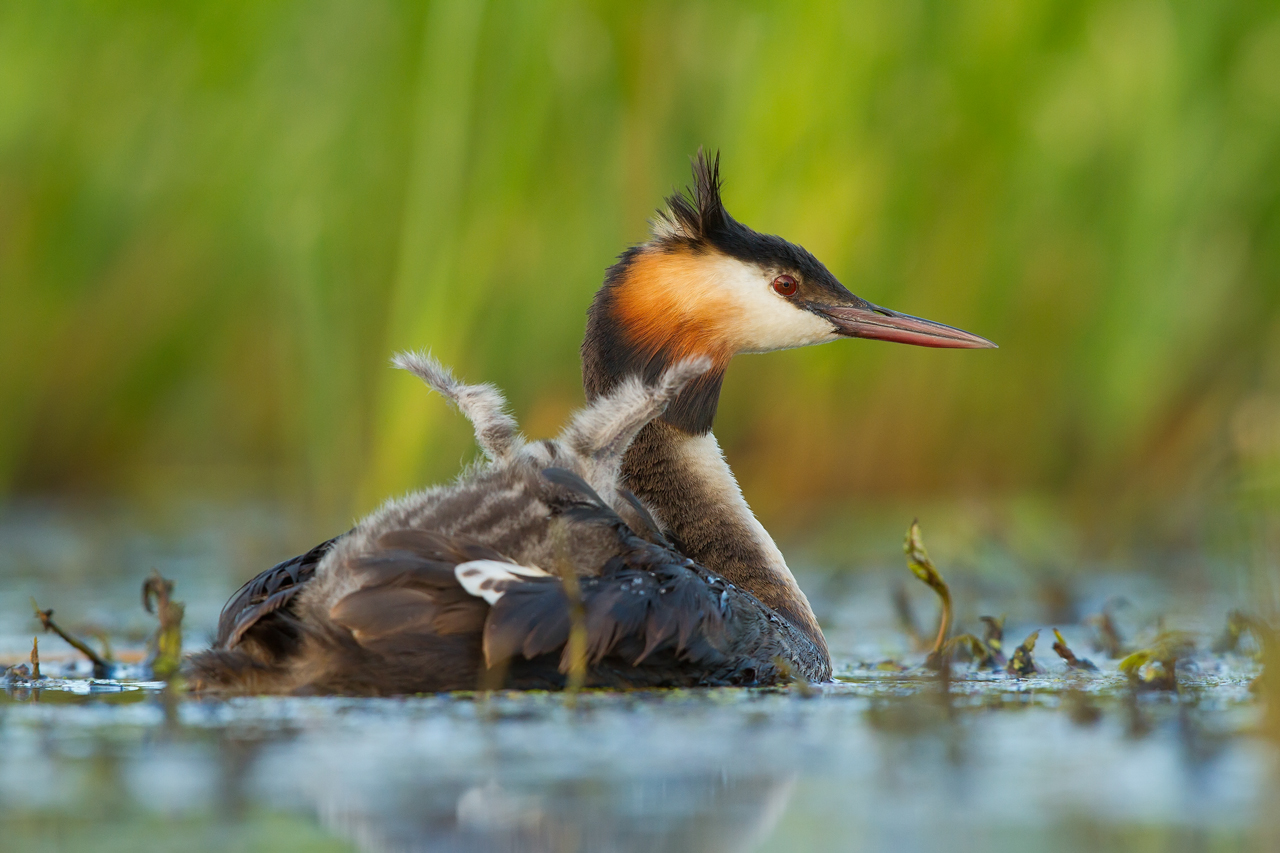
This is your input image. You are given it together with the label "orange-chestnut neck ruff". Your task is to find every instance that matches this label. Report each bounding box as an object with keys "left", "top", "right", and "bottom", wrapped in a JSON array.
[{"left": 583, "top": 247, "right": 733, "bottom": 435}]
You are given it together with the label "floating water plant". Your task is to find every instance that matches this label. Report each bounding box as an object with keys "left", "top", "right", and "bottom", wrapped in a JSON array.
[
  {"left": 1052, "top": 629, "right": 1097, "bottom": 671},
  {"left": 1118, "top": 631, "right": 1195, "bottom": 691},
  {"left": 31, "top": 598, "right": 111, "bottom": 678},
  {"left": 142, "top": 571, "right": 184, "bottom": 681},
  {"left": 1006, "top": 630, "right": 1041, "bottom": 677},
  {"left": 901, "top": 522, "right": 1004, "bottom": 671},
  {"left": 551, "top": 521, "right": 587, "bottom": 699},
  {"left": 981, "top": 616, "right": 1007, "bottom": 666},
  {"left": 942, "top": 633, "right": 1000, "bottom": 669},
  {"left": 559, "top": 567, "right": 588, "bottom": 697},
  {"left": 773, "top": 655, "right": 817, "bottom": 697},
  {"left": 903, "top": 520, "right": 952, "bottom": 670}
]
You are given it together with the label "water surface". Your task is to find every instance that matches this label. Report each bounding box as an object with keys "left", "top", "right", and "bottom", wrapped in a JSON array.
[{"left": 2, "top": 505, "right": 1275, "bottom": 852}]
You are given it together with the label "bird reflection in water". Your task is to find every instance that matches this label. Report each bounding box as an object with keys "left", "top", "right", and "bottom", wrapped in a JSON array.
[{"left": 313, "top": 770, "right": 797, "bottom": 853}]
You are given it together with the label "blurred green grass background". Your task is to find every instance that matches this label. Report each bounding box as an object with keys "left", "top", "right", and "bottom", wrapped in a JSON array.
[{"left": 2, "top": 0, "right": 1278, "bottom": 554}]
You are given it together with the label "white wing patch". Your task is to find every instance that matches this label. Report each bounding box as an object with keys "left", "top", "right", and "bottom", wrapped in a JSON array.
[{"left": 455, "top": 560, "right": 551, "bottom": 605}]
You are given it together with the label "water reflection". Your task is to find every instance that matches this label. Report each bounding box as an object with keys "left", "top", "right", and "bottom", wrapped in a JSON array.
[
  {"left": 0, "top": 681, "right": 1274, "bottom": 852},
  {"left": 314, "top": 773, "right": 796, "bottom": 853},
  {"left": 239, "top": 693, "right": 812, "bottom": 853}
]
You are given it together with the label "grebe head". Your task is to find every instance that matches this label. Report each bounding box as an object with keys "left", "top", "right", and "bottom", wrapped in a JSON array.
[{"left": 584, "top": 150, "right": 995, "bottom": 433}]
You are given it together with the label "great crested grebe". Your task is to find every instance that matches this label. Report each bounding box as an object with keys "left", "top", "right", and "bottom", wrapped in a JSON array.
[
  {"left": 581, "top": 151, "right": 993, "bottom": 673},
  {"left": 190, "top": 354, "right": 825, "bottom": 692},
  {"left": 190, "top": 151, "right": 993, "bottom": 694}
]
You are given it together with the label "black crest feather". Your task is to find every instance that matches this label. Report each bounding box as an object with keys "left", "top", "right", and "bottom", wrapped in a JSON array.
[
  {"left": 656, "top": 148, "right": 728, "bottom": 243},
  {"left": 585, "top": 148, "right": 850, "bottom": 434}
]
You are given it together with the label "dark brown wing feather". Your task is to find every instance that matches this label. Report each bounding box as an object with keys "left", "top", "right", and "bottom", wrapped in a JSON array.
[
  {"left": 328, "top": 529, "right": 509, "bottom": 652},
  {"left": 215, "top": 534, "right": 344, "bottom": 649},
  {"left": 318, "top": 472, "right": 774, "bottom": 687},
  {"left": 484, "top": 554, "right": 735, "bottom": 674},
  {"left": 480, "top": 467, "right": 814, "bottom": 685},
  {"left": 198, "top": 466, "right": 828, "bottom": 693}
]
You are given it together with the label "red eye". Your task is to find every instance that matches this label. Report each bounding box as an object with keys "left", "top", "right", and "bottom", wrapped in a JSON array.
[{"left": 772, "top": 274, "right": 798, "bottom": 296}]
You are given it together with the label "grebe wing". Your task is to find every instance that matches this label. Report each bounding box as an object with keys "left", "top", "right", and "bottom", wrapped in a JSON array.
[
  {"left": 480, "top": 468, "right": 737, "bottom": 675},
  {"left": 215, "top": 534, "right": 343, "bottom": 649},
  {"left": 328, "top": 530, "right": 512, "bottom": 651}
]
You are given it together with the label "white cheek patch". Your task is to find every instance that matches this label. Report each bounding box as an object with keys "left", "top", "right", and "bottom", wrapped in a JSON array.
[
  {"left": 706, "top": 256, "right": 839, "bottom": 352},
  {"left": 455, "top": 560, "right": 551, "bottom": 605}
]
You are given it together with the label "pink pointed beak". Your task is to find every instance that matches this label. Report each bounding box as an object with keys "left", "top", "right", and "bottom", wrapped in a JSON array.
[{"left": 815, "top": 302, "right": 997, "bottom": 349}]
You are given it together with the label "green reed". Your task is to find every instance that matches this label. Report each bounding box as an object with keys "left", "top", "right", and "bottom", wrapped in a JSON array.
[{"left": 1, "top": 0, "right": 1278, "bottom": 555}]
